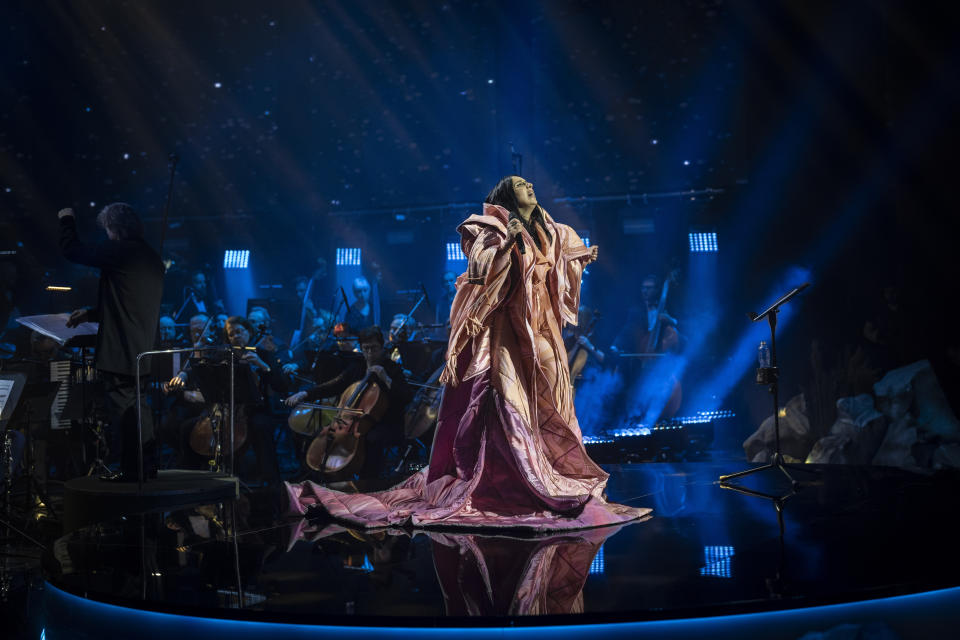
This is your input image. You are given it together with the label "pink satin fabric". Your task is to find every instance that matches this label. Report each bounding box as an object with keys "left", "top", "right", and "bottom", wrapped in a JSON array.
[{"left": 285, "top": 204, "right": 651, "bottom": 531}]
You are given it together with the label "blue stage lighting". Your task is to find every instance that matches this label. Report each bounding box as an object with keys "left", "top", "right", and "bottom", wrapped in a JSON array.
[
  {"left": 589, "top": 545, "right": 605, "bottom": 575},
  {"left": 42, "top": 581, "right": 960, "bottom": 639},
  {"left": 446, "top": 242, "right": 467, "bottom": 262},
  {"left": 222, "top": 250, "right": 249, "bottom": 269},
  {"left": 700, "top": 545, "right": 734, "bottom": 578},
  {"left": 336, "top": 248, "right": 362, "bottom": 266},
  {"left": 688, "top": 232, "right": 718, "bottom": 253}
]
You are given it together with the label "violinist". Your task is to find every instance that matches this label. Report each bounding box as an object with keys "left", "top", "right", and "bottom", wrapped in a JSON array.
[
  {"left": 247, "top": 306, "right": 291, "bottom": 363},
  {"left": 388, "top": 313, "right": 417, "bottom": 344},
  {"left": 284, "top": 326, "right": 412, "bottom": 480},
  {"left": 283, "top": 308, "right": 337, "bottom": 381},
  {"left": 187, "top": 314, "right": 211, "bottom": 346}
]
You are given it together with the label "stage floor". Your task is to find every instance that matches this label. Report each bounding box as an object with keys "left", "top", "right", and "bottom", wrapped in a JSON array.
[{"left": 40, "top": 462, "right": 960, "bottom": 635}]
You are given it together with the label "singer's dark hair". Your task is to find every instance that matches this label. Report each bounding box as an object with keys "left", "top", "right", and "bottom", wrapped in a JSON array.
[
  {"left": 484, "top": 176, "right": 551, "bottom": 251},
  {"left": 96, "top": 202, "right": 143, "bottom": 240}
]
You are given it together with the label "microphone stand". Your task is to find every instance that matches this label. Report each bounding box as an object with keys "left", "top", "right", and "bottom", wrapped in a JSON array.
[{"left": 719, "top": 283, "right": 818, "bottom": 491}]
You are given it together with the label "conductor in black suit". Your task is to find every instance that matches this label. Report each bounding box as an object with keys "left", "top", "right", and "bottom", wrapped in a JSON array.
[{"left": 59, "top": 203, "right": 165, "bottom": 482}]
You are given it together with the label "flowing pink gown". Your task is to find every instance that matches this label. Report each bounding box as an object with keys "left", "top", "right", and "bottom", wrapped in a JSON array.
[{"left": 285, "top": 203, "right": 651, "bottom": 531}]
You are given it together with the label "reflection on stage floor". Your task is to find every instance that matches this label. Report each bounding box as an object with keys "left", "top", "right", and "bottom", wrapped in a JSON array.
[{"left": 40, "top": 462, "right": 960, "bottom": 634}]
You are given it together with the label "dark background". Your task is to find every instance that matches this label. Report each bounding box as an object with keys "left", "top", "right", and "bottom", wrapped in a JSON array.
[{"left": 2, "top": 0, "right": 958, "bottom": 448}]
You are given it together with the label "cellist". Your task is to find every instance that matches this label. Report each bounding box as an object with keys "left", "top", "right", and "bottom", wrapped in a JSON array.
[{"left": 284, "top": 326, "right": 412, "bottom": 480}]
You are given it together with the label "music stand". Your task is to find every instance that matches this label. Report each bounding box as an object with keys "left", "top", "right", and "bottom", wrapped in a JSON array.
[
  {"left": 311, "top": 351, "right": 363, "bottom": 382},
  {"left": 1, "top": 372, "right": 48, "bottom": 549},
  {"left": 183, "top": 351, "right": 261, "bottom": 476},
  {"left": 135, "top": 346, "right": 234, "bottom": 491},
  {"left": 8, "top": 379, "right": 62, "bottom": 514},
  {"left": 719, "top": 283, "right": 818, "bottom": 491}
]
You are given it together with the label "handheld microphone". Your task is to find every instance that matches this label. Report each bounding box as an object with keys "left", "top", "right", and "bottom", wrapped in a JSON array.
[{"left": 516, "top": 235, "right": 526, "bottom": 255}]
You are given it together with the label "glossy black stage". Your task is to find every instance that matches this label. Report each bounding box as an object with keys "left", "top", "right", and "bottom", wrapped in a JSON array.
[{"left": 37, "top": 462, "right": 960, "bottom": 637}]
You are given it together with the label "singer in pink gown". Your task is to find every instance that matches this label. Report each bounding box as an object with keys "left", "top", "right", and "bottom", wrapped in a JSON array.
[{"left": 285, "top": 176, "right": 651, "bottom": 531}]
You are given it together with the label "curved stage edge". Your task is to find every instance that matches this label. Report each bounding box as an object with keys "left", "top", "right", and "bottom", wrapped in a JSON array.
[
  {"left": 40, "top": 463, "right": 960, "bottom": 639},
  {"left": 42, "top": 583, "right": 960, "bottom": 639}
]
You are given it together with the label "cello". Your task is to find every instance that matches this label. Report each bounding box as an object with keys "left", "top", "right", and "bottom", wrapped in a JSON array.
[
  {"left": 403, "top": 364, "right": 444, "bottom": 440},
  {"left": 304, "top": 369, "right": 390, "bottom": 477}
]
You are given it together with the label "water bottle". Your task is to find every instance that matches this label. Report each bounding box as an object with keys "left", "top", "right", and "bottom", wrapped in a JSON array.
[{"left": 758, "top": 341, "right": 771, "bottom": 368}]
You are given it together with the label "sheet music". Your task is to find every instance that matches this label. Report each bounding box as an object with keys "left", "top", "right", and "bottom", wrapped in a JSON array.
[
  {"left": 0, "top": 379, "right": 13, "bottom": 416},
  {"left": 16, "top": 313, "right": 98, "bottom": 346}
]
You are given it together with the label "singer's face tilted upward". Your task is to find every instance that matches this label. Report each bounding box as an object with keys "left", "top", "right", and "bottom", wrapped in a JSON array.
[{"left": 512, "top": 176, "right": 537, "bottom": 209}]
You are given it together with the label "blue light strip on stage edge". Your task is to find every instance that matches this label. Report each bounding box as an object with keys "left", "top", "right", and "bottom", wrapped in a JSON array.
[{"left": 42, "top": 583, "right": 960, "bottom": 639}]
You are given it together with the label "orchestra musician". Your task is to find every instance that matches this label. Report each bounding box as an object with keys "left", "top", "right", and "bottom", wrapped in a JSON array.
[
  {"left": 610, "top": 274, "right": 680, "bottom": 356},
  {"left": 157, "top": 314, "right": 181, "bottom": 347},
  {"left": 167, "top": 316, "right": 287, "bottom": 484},
  {"left": 59, "top": 202, "right": 164, "bottom": 482},
  {"left": 609, "top": 273, "right": 683, "bottom": 421},
  {"left": 209, "top": 312, "right": 229, "bottom": 345},
  {"left": 283, "top": 308, "right": 337, "bottom": 380},
  {"left": 184, "top": 270, "right": 224, "bottom": 317},
  {"left": 435, "top": 270, "right": 457, "bottom": 326},
  {"left": 248, "top": 305, "right": 290, "bottom": 365},
  {"left": 284, "top": 326, "right": 411, "bottom": 481},
  {"left": 344, "top": 277, "right": 378, "bottom": 331}
]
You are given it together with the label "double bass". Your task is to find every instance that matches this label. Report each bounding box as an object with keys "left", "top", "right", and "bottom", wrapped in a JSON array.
[
  {"left": 304, "top": 369, "right": 390, "bottom": 477},
  {"left": 641, "top": 270, "right": 682, "bottom": 418},
  {"left": 617, "top": 269, "right": 683, "bottom": 420}
]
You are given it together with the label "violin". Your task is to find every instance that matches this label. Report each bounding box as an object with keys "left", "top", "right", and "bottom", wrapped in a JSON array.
[
  {"left": 253, "top": 327, "right": 278, "bottom": 354},
  {"left": 304, "top": 368, "right": 390, "bottom": 476},
  {"left": 403, "top": 364, "right": 444, "bottom": 440}
]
